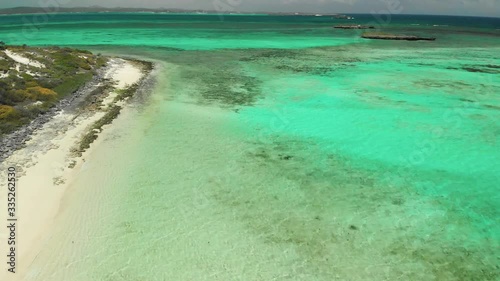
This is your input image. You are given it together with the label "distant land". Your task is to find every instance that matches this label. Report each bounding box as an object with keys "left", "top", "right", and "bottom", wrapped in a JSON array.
[{"left": 0, "top": 6, "right": 351, "bottom": 16}]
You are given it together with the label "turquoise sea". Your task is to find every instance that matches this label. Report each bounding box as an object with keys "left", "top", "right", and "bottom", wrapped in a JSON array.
[{"left": 1, "top": 13, "right": 499, "bottom": 280}]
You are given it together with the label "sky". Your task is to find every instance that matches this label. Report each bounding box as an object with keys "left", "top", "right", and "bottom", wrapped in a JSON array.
[{"left": 0, "top": 0, "right": 499, "bottom": 17}]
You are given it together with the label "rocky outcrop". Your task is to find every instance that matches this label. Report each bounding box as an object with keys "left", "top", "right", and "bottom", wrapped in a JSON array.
[
  {"left": 361, "top": 33, "right": 436, "bottom": 41},
  {"left": 334, "top": 25, "right": 375, "bottom": 29}
]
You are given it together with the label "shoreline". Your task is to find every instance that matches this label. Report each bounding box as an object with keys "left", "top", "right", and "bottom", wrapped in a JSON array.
[
  {"left": 0, "top": 56, "right": 154, "bottom": 280},
  {"left": 0, "top": 61, "right": 108, "bottom": 162},
  {"left": 0, "top": 57, "right": 153, "bottom": 161}
]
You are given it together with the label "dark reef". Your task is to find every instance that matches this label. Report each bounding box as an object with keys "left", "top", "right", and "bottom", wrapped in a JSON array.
[{"left": 362, "top": 33, "right": 436, "bottom": 41}]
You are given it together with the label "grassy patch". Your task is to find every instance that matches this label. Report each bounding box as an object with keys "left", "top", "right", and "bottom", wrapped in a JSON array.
[{"left": 52, "top": 72, "right": 94, "bottom": 98}]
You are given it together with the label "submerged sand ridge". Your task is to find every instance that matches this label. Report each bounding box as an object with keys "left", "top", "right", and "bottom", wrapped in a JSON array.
[{"left": 0, "top": 57, "right": 151, "bottom": 281}]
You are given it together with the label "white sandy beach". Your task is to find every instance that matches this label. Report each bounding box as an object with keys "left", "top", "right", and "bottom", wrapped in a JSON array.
[
  {"left": 4, "top": 50, "right": 45, "bottom": 68},
  {"left": 0, "top": 58, "right": 145, "bottom": 281}
]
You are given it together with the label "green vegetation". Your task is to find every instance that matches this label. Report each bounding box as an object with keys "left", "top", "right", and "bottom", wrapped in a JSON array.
[
  {"left": 0, "top": 45, "right": 108, "bottom": 136},
  {"left": 52, "top": 72, "right": 94, "bottom": 98}
]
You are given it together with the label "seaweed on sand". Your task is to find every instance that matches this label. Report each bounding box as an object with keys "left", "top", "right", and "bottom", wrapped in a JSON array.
[
  {"left": 113, "top": 83, "right": 140, "bottom": 102},
  {"left": 76, "top": 105, "right": 122, "bottom": 157},
  {"left": 181, "top": 68, "right": 262, "bottom": 107},
  {"left": 206, "top": 136, "right": 499, "bottom": 280},
  {"left": 239, "top": 49, "right": 300, "bottom": 62},
  {"left": 388, "top": 237, "right": 499, "bottom": 281}
]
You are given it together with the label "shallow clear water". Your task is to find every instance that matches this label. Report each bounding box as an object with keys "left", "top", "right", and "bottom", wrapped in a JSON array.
[{"left": 1, "top": 14, "right": 499, "bottom": 280}]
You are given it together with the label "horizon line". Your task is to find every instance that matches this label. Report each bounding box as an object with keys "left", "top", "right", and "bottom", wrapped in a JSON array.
[{"left": 0, "top": 6, "right": 499, "bottom": 18}]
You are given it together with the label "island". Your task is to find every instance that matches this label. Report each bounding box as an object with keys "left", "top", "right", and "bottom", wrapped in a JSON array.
[
  {"left": 333, "top": 14, "right": 354, "bottom": 19},
  {"left": 361, "top": 32, "right": 436, "bottom": 41},
  {"left": 334, "top": 25, "right": 375, "bottom": 29}
]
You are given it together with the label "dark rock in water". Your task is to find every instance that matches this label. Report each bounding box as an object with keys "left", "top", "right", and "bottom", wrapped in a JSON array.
[
  {"left": 361, "top": 33, "right": 436, "bottom": 41},
  {"left": 462, "top": 67, "right": 499, "bottom": 74},
  {"left": 447, "top": 65, "right": 500, "bottom": 74},
  {"left": 334, "top": 25, "right": 375, "bottom": 29},
  {"left": 485, "top": 64, "right": 500, "bottom": 69},
  {"left": 462, "top": 67, "right": 485, "bottom": 73},
  {"left": 459, "top": 98, "right": 475, "bottom": 103},
  {"left": 484, "top": 104, "right": 500, "bottom": 110}
]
